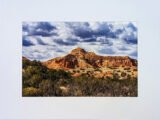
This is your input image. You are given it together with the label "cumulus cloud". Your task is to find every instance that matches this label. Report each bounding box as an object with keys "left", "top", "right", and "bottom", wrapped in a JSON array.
[
  {"left": 23, "top": 22, "right": 57, "bottom": 37},
  {"left": 22, "top": 22, "right": 137, "bottom": 61}
]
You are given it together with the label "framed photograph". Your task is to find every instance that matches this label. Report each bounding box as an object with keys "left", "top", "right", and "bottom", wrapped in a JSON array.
[
  {"left": 22, "top": 21, "right": 138, "bottom": 97},
  {"left": 0, "top": 0, "right": 160, "bottom": 120}
]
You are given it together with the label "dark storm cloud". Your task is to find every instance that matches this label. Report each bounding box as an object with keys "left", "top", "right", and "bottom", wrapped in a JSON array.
[
  {"left": 75, "top": 30, "right": 92, "bottom": 38},
  {"left": 23, "top": 22, "right": 57, "bottom": 37},
  {"left": 29, "top": 30, "right": 57, "bottom": 37},
  {"left": 98, "top": 48, "right": 115, "bottom": 54},
  {"left": 97, "top": 38, "right": 113, "bottom": 46},
  {"left": 54, "top": 39, "right": 78, "bottom": 46},
  {"left": 22, "top": 37, "right": 34, "bottom": 47},
  {"left": 55, "top": 49, "right": 64, "bottom": 53},
  {"left": 71, "top": 22, "right": 117, "bottom": 39},
  {"left": 22, "top": 24, "right": 29, "bottom": 32},
  {"left": 125, "top": 38, "right": 137, "bottom": 44},
  {"left": 93, "top": 24, "right": 117, "bottom": 39},
  {"left": 115, "top": 28, "right": 125, "bottom": 35},
  {"left": 36, "top": 22, "right": 56, "bottom": 32},
  {"left": 82, "top": 37, "right": 97, "bottom": 42},
  {"left": 127, "top": 23, "right": 137, "bottom": 31},
  {"left": 36, "top": 38, "right": 48, "bottom": 45},
  {"left": 123, "top": 34, "right": 137, "bottom": 44},
  {"left": 69, "top": 22, "right": 93, "bottom": 39},
  {"left": 118, "top": 46, "right": 130, "bottom": 51},
  {"left": 129, "top": 51, "right": 137, "bottom": 57}
]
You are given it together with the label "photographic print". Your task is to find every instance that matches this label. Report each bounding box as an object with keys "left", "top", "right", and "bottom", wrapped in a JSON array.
[{"left": 22, "top": 22, "right": 138, "bottom": 97}]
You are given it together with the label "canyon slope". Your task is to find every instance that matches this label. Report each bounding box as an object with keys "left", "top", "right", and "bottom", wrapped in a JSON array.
[
  {"left": 42, "top": 47, "right": 137, "bottom": 79},
  {"left": 42, "top": 47, "right": 137, "bottom": 69}
]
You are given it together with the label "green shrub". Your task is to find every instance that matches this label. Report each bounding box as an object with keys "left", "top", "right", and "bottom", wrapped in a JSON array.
[
  {"left": 39, "top": 80, "right": 55, "bottom": 96},
  {"left": 22, "top": 87, "right": 42, "bottom": 96}
]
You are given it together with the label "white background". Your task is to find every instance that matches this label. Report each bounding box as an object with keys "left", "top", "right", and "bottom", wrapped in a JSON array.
[{"left": 0, "top": 0, "right": 160, "bottom": 120}]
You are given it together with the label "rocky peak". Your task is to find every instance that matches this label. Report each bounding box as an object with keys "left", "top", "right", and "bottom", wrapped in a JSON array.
[
  {"left": 43, "top": 48, "right": 137, "bottom": 70},
  {"left": 70, "top": 47, "right": 86, "bottom": 55},
  {"left": 87, "top": 52, "right": 96, "bottom": 55}
]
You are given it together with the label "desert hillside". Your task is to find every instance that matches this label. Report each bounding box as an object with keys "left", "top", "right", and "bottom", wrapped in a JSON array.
[
  {"left": 42, "top": 47, "right": 137, "bottom": 79},
  {"left": 22, "top": 47, "right": 138, "bottom": 97}
]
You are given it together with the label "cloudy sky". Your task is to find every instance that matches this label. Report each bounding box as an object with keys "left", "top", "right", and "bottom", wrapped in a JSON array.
[{"left": 22, "top": 22, "right": 137, "bottom": 61}]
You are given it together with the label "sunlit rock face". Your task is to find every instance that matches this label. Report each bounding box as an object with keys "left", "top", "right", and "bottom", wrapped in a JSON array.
[{"left": 42, "top": 47, "right": 137, "bottom": 70}]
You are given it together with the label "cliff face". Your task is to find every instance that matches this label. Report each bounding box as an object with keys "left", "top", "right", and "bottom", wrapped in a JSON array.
[
  {"left": 22, "top": 56, "right": 29, "bottom": 61},
  {"left": 42, "top": 47, "right": 137, "bottom": 70}
]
